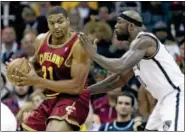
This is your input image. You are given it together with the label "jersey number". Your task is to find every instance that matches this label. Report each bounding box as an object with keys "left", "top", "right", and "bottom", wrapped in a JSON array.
[{"left": 42, "top": 66, "right": 53, "bottom": 80}]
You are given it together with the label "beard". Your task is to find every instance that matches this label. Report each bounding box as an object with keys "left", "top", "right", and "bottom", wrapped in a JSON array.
[{"left": 116, "top": 32, "right": 130, "bottom": 41}]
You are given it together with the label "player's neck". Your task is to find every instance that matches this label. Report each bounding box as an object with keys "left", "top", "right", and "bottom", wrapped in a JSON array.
[
  {"left": 117, "top": 114, "right": 131, "bottom": 122},
  {"left": 51, "top": 29, "right": 71, "bottom": 45}
]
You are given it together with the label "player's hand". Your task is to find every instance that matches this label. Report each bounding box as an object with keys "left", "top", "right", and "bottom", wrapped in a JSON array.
[
  {"left": 11, "top": 63, "right": 40, "bottom": 86},
  {"left": 79, "top": 32, "right": 97, "bottom": 56}
]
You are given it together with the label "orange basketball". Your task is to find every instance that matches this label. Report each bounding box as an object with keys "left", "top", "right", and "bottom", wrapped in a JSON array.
[{"left": 6, "top": 58, "right": 31, "bottom": 84}]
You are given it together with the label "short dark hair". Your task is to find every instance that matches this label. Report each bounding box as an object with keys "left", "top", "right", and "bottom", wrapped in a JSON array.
[
  {"left": 47, "top": 6, "right": 68, "bottom": 18},
  {"left": 116, "top": 92, "right": 135, "bottom": 106}
]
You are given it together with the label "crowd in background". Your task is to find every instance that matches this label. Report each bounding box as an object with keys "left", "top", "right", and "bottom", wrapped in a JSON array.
[{"left": 1, "top": 1, "right": 185, "bottom": 131}]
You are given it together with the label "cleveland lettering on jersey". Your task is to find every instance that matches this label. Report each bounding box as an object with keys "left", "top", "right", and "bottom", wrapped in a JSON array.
[
  {"left": 37, "top": 32, "right": 79, "bottom": 96},
  {"left": 39, "top": 52, "right": 64, "bottom": 68}
]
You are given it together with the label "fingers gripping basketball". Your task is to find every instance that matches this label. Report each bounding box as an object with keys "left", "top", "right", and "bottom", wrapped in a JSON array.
[{"left": 6, "top": 58, "right": 31, "bottom": 85}]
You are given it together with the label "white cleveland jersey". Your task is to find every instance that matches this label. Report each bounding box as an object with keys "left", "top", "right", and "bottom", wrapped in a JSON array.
[{"left": 133, "top": 32, "right": 184, "bottom": 100}]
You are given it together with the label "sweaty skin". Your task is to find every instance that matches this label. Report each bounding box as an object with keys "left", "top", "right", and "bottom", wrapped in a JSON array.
[{"left": 79, "top": 10, "right": 157, "bottom": 94}]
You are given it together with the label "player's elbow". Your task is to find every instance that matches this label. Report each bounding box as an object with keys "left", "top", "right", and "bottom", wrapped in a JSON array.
[
  {"left": 72, "top": 86, "right": 83, "bottom": 95},
  {"left": 73, "top": 88, "right": 83, "bottom": 95},
  {"left": 72, "top": 80, "right": 84, "bottom": 94}
]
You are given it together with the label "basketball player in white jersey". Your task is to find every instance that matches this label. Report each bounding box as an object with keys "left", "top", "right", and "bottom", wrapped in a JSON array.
[{"left": 79, "top": 10, "right": 184, "bottom": 131}]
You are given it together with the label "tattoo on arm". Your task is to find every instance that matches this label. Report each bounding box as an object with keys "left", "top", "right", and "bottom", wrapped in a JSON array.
[
  {"left": 93, "top": 53, "right": 126, "bottom": 73},
  {"left": 116, "top": 37, "right": 155, "bottom": 73},
  {"left": 92, "top": 37, "right": 153, "bottom": 73}
]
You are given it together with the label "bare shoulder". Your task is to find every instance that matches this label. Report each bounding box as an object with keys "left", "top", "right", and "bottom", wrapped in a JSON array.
[
  {"left": 35, "top": 33, "right": 48, "bottom": 51},
  {"left": 30, "top": 33, "right": 48, "bottom": 63},
  {"left": 131, "top": 35, "right": 157, "bottom": 50},
  {"left": 73, "top": 38, "right": 90, "bottom": 63}
]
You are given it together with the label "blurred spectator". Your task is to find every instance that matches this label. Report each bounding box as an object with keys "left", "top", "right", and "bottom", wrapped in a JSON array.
[
  {"left": 127, "top": 78, "right": 141, "bottom": 94},
  {"left": 83, "top": 20, "right": 97, "bottom": 38},
  {"left": 1, "top": 56, "right": 15, "bottom": 92},
  {"left": 21, "top": 7, "right": 48, "bottom": 39},
  {"left": 176, "top": 38, "right": 185, "bottom": 73},
  {"left": 69, "top": 8, "right": 83, "bottom": 32},
  {"left": 16, "top": 101, "right": 36, "bottom": 130},
  {"left": 98, "top": 2, "right": 115, "bottom": 13},
  {"left": 94, "top": 22, "right": 114, "bottom": 58},
  {"left": 1, "top": 103, "right": 17, "bottom": 131},
  {"left": 141, "top": 2, "right": 171, "bottom": 31},
  {"left": 84, "top": 21, "right": 114, "bottom": 59},
  {"left": 87, "top": 70, "right": 97, "bottom": 86},
  {"left": 138, "top": 88, "right": 157, "bottom": 119},
  {"left": 153, "top": 21, "right": 180, "bottom": 59},
  {"left": 90, "top": 67, "right": 107, "bottom": 101},
  {"left": 96, "top": 6, "right": 110, "bottom": 22},
  {"left": 0, "top": 59, "right": 14, "bottom": 92},
  {"left": 30, "top": 2, "right": 51, "bottom": 16},
  {"left": 61, "top": 1, "right": 98, "bottom": 13},
  {"left": 96, "top": 6, "right": 116, "bottom": 30},
  {"left": 12, "top": 29, "right": 37, "bottom": 60},
  {"left": 1, "top": 73, "right": 11, "bottom": 101},
  {"left": 153, "top": 21, "right": 170, "bottom": 43},
  {"left": 3, "top": 85, "right": 33, "bottom": 115},
  {"left": 1, "top": 2, "right": 29, "bottom": 36},
  {"left": 63, "top": 2, "right": 98, "bottom": 24},
  {"left": 133, "top": 116, "right": 147, "bottom": 131},
  {"left": 1, "top": 26, "right": 20, "bottom": 64},
  {"left": 28, "top": 92, "right": 45, "bottom": 108},
  {"left": 99, "top": 92, "right": 135, "bottom": 131},
  {"left": 170, "top": 2, "right": 185, "bottom": 42},
  {"left": 110, "top": 34, "right": 128, "bottom": 58},
  {"left": 121, "top": 85, "right": 139, "bottom": 117},
  {"left": 78, "top": 2, "right": 99, "bottom": 24},
  {"left": 88, "top": 66, "right": 107, "bottom": 101},
  {"left": 115, "top": 2, "right": 141, "bottom": 14},
  {"left": 93, "top": 68, "right": 108, "bottom": 83},
  {"left": 92, "top": 88, "right": 122, "bottom": 124},
  {"left": 80, "top": 104, "right": 101, "bottom": 131}
]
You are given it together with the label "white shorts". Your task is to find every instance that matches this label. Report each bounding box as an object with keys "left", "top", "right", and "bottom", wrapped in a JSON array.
[{"left": 145, "top": 87, "right": 184, "bottom": 131}]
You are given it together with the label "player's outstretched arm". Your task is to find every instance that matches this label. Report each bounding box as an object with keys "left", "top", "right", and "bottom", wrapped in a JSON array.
[
  {"left": 88, "top": 71, "right": 133, "bottom": 94},
  {"left": 113, "top": 36, "right": 157, "bottom": 73},
  {"left": 35, "top": 41, "right": 90, "bottom": 95},
  {"left": 79, "top": 33, "right": 124, "bottom": 73},
  {"left": 80, "top": 33, "right": 155, "bottom": 74}
]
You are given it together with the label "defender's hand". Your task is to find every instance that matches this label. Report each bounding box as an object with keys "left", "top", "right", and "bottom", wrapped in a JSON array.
[
  {"left": 79, "top": 32, "right": 97, "bottom": 56},
  {"left": 11, "top": 63, "right": 40, "bottom": 86}
]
